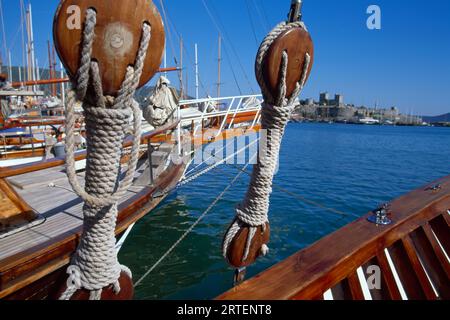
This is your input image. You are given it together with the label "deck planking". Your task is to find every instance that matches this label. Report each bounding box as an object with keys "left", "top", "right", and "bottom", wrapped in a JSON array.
[
  {"left": 8, "top": 166, "right": 70, "bottom": 190},
  {"left": 0, "top": 163, "right": 148, "bottom": 261}
]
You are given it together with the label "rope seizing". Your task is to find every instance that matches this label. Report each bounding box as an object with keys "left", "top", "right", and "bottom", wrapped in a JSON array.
[{"left": 60, "top": 8, "right": 151, "bottom": 300}]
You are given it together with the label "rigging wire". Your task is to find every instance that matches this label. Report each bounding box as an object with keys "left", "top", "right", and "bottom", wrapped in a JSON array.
[
  {"left": 206, "top": 0, "right": 255, "bottom": 94},
  {"left": 196, "top": 0, "right": 242, "bottom": 95},
  {"left": 213, "top": 156, "right": 355, "bottom": 220},
  {"left": 201, "top": 0, "right": 254, "bottom": 95},
  {"left": 185, "top": 137, "right": 237, "bottom": 176},
  {"left": 5, "top": 21, "right": 22, "bottom": 53},
  {"left": 163, "top": 12, "right": 210, "bottom": 97},
  {"left": 159, "top": 0, "right": 179, "bottom": 67},
  {"left": 244, "top": 0, "right": 260, "bottom": 46},
  {"left": 134, "top": 154, "right": 256, "bottom": 287},
  {"left": 253, "top": 0, "right": 271, "bottom": 31},
  {"left": 222, "top": 44, "right": 243, "bottom": 95},
  {"left": 207, "top": 0, "right": 255, "bottom": 93},
  {"left": 0, "top": 0, "right": 8, "bottom": 65},
  {"left": 177, "top": 138, "right": 260, "bottom": 188},
  {"left": 180, "top": 133, "right": 353, "bottom": 220}
]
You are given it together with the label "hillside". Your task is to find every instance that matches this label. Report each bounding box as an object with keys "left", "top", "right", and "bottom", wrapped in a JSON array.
[{"left": 422, "top": 113, "right": 450, "bottom": 123}]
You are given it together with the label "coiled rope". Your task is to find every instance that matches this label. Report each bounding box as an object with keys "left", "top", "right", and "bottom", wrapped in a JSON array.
[
  {"left": 222, "top": 20, "right": 311, "bottom": 263},
  {"left": 60, "top": 8, "right": 151, "bottom": 300}
]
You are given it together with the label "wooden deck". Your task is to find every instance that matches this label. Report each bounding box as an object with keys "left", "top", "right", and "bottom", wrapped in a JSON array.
[
  {"left": 0, "top": 179, "right": 36, "bottom": 231},
  {"left": 0, "top": 117, "right": 262, "bottom": 299},
  {"left": 218, "top": 176, "right": 450, "bottom": 300},
  {"left": 0, "top": 150, "right": 185, "bottom": 299},
  {"left": 0, "top": 166, "right": 143, "bottom": 261}
]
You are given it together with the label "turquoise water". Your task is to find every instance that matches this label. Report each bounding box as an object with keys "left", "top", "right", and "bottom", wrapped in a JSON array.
[{"left": 119, "top": 123, "right": 450, "bottom": 300}]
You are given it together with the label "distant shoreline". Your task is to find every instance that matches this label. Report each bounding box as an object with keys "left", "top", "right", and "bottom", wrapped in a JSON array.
[{"left": 289, "top": 119, "right": 450, "bottom": 128}]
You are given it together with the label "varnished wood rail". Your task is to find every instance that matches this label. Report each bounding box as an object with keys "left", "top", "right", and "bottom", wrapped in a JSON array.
[
  {"left": 217, "top": 176, "right": 450, "bottom": 300},
  {"left": 0, "top": 121, "right": 180, "bottom": 179}
]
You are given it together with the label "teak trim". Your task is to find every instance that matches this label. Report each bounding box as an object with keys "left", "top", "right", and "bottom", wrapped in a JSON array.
[{"left": 217, "top": 176, "right": 450, "bottom": 300}]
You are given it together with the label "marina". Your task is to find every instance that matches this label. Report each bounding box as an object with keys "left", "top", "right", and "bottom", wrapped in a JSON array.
[{"left": 0, "top": 0, "right": 448, "bottom": 303}]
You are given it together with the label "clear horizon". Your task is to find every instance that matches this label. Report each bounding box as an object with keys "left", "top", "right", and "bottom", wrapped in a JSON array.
[{"left": 0, "top": 0, "right": 449, "bottom": 116}]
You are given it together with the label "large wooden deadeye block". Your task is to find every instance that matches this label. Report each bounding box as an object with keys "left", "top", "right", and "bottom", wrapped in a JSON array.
[
  {"left": 262, "top": 26, "right": 314, "bottom": 99},
  {"left": 53, "top": 0, "right": 166, "bottom": 96}
]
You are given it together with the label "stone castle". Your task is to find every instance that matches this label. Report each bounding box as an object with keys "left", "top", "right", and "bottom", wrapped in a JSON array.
[{"left": 293, "top": 92, "right": 423, "bottom": 125}]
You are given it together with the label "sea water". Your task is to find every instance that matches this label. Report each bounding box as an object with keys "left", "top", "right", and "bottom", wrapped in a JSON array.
[{"left": 119, "top": 123, "right": 450, "bottom": 300}]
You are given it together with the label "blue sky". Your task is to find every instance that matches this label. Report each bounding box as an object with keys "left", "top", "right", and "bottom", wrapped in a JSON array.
[{"left": 1, "top": 0, "right": 449, "bottom": 115}]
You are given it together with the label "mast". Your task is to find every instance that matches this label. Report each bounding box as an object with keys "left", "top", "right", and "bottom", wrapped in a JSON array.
[
  {"left": 8, "top": 50, "right": 12, "bottom": 81},
  {"left": 52, "top": 44, "right": 57, "bottom": 96},
  {"left": 35, "top": 58, "right": 40, "bottom": 81},
  {"left": 26, "top": 4, "right": 36, "bottom": 90},
  {"left": 60, "top": 62, "right": 66, "bottom": 106},
  {"left": 29, "top": 4, "right": 37, "bottom": 85},
  {"left": 48, "top": 40, "right": 55, "bottom": 95},
  {"left": 26, "top": 9, "right": 31, "bottom": 89},
  {"left": 185, "top": 67, "right": 189, "bottom": 99},
  {"left": 217, "top": 35, "right": 222, "bottom": 98},
  {"left": 179, "top": 36, "right": 183, "bottom": 99},
  {"left": 18, "top": 63, "right": 22, "bottom": 84},
  {"left": 20, "top": 0, "right": 26, "bottom": 83},
  {"left": 163, "top": 46, "right": 167, "bottom": 77},
  {"left": 0, "top": 0, "right": 7, "bottom": 76},
  {"left": 35, "top": 58, "right": 41, "bottom": 92},
  {"left": 195, "top": 43, "right": 199, "bottom": 99}
]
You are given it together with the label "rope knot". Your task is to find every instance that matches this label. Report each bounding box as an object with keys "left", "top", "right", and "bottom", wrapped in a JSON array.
[
  {"left": 66, "top": 265, "right": 82, "bottom": 291},
  {"left": 260, "top": 244, "right": 270, "bottom": 256}
]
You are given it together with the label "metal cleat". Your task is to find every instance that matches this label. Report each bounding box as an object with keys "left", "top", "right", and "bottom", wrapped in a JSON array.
[{"left": 368, "top": 203, "right": 393, "bottom": 226}]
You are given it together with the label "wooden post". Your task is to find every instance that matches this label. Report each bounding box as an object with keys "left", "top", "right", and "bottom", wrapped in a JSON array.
[
  {"left": 147, "top": 142, "right": 154, "bottom": 186},
  {"left": 29, "top": 126, "right": 35, "bottom": 154}
]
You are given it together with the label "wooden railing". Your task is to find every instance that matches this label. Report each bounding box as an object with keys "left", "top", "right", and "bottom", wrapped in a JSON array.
[
  {"left": 3, "top": 117, "right": 65, "bottom": 129},
  {"left": 217, "top": 175, "right": 450, "bottom": 300},
  {"left": 0, "top": 121, "right": 180, "bottom": 179}
]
